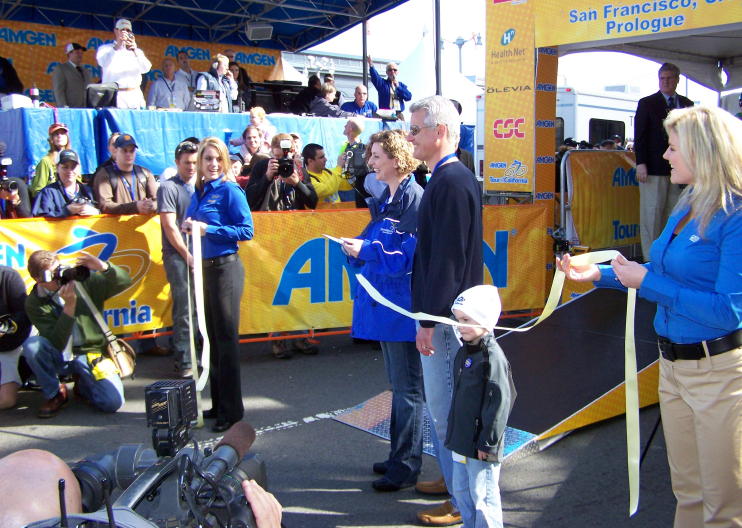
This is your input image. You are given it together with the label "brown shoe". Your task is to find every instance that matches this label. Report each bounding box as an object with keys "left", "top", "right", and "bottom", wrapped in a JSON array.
[
  {"left": 415, "top": 476, "right": 449, "bottom": 496},
  {"left": 272, "top": 340, "right": 293, "bottom": 359},
  {"left": 293, "top": 337, "right": 318, "bottom": 355},
  {"left": 38, "top": 384, "right": 69, "bottom": 418},
  {"left": 416, "top": 500, "right": 461, "bottom": 526}
]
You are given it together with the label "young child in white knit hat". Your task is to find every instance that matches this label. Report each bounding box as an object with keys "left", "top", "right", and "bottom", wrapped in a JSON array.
[{"left": 445, "top": 285, "right": 516, "bottom": 528}]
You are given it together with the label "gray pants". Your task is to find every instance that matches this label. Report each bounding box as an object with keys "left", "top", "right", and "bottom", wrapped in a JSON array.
[
  {"left": 639, "top": 175, "right": 682, "bottom": 260},
  {"left": 163, "top": 252, "right": 197, "bottom": 369}
]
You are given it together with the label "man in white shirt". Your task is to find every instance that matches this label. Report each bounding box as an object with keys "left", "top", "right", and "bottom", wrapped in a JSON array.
[
  {"left": 175, "top": 50, "right": 198, "bottom": 92},
  {"left": 147, "top": 57, "right": 190, "bottom": 110},
  {"left": 96, "top": 18, "right": 152, "bottom": 109}
]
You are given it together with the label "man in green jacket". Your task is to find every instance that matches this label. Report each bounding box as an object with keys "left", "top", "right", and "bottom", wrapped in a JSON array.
[{"left": 23, "top": 250, "right": 131, "bottom": 418}]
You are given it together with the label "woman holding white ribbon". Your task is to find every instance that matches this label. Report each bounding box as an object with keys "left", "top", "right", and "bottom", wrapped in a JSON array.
[
  {"left": 341, "top": 129, "right": 426, "bottom": 492},
  {"left": 557, "top": 105, "right": 742, "bottom": 528},
  {"left": 182, "top": 137, "right": 253, "bottom": 433}
]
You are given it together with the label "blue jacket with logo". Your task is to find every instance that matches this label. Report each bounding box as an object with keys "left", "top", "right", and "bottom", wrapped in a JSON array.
[{"left": 348, "top": 176, "right": 423, "bottom": 342}]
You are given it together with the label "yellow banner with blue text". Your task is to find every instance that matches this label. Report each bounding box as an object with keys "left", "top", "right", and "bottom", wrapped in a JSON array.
[
  {"left": 0, "top": 20, "right": 282, "bottom": 105},
  {"left": 568, "top": 150, "right": 639, "bottom": 249},
  {"left": 534, "top": 0, "right": 742, "bottom": 48},
  {"left": 484, "top": 0, "right": 535, "bottom": 194},
  {"left": 0, "top": 206, "right": 549, "bottom": 335}
]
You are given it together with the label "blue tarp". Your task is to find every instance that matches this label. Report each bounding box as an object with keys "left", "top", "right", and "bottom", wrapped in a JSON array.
[{"left": 0, "top": 108, "right": 404, "bottom": 179}]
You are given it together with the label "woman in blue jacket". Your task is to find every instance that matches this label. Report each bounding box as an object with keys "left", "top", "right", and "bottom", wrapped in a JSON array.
[
  {"left": 342, "top": 129, "right": 425, "bottom": 492},
  {"left": 183, "top": 137, "right": 253, "bottom": 433},
  {"left": 558, "top": 106, "right": 742, "bottom": 528}
]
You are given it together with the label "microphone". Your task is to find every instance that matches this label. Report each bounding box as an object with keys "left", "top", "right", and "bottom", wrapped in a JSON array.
[
  {"left": 343, "top": 150, "right": 354, "bottom": 176},
  {"left": 193, "top": 421, "right": 255, "bottom": 493}
]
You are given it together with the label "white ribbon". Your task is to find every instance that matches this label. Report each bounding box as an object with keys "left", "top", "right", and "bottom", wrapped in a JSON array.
[
  {"left": 354, "top": 248, "right": 640, "bottom": 515},
  {"left": 190, "top": 228, "right": 211, "bottom": 392}
]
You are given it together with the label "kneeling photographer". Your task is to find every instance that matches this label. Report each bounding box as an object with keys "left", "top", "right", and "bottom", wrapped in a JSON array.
[
  {"left": 23, "top": 250, "right": 132, "bottom": 418},
  {"left": 245, "top": 133, "right": 318, "bottom": 211}
]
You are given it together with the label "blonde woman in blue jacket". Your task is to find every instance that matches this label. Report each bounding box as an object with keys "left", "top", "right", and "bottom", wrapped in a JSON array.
[
  {"left": 342, "top": 129, "right": 424, "bottom": 492},
  {"left": 558, "top": 106, "right": 742, "bottom": 528}
]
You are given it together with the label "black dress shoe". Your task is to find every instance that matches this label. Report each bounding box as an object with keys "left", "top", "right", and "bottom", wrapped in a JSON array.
[
  {"left": 372, "top": 476, "right": 416, "bottom": 492},
  {"left": 372, "top": 461, "right": 388, "bottom": 475},
  {"left": 202, "top": 408, "right": 217, "bottom": 419},
  {"left": 211, "top": 420, "right": 233, "bottom": 433}
]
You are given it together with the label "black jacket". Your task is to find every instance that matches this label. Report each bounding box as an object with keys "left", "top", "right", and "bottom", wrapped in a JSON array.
[
  {"left": 634, "top": 91, "right": 693, "bottom": 176},
  {"left": 0, "top": 266, "right": 31, "bottom": 352},
  {"left": 289, "top": 85, "right": 320, "bottom": 115},
  {"left": 411, "top": 161, "right": 482, "bottom": 326},
  {"left": 245, "top": 157, "right": 318, "bottom": 211},
  {"left": 445, "top": 334, "right": 516, "bottom": 462}
]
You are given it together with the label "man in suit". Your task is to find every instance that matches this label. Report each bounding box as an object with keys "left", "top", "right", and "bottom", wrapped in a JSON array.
[
  {"left": 52, "top": 43, "right": 93, "bottom": 108},
  {"left": 634, "top": 62, "right": 693, "bottom": 259}
]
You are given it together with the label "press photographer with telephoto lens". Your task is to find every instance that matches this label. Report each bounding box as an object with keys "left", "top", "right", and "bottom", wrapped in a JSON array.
[{"left": 22, "top": 250, "right": 131, "bottom": 418}]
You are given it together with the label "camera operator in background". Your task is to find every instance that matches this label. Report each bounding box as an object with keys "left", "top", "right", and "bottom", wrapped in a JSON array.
[
  {"left": 0, "top": 266, "right": 32, "bottom": 410},
  {"left": 0, "top": 141, "right": 31, "bottom": 219},
  {"left": 96, "top": 18, "right": 152, "bottom": 110},
  {"left": 32, "top": 150, "right": 98, "bottom": 218},
  {"left": 22, "top": 250, "right": 131, "bottom": 418},
  {"left": 246, "top": 133, "right": 318, "bottom": 211}
]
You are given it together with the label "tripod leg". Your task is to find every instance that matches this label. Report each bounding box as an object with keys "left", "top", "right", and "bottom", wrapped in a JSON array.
[{"left": 640, "top": 410, "right": 662, "bottom": 467}]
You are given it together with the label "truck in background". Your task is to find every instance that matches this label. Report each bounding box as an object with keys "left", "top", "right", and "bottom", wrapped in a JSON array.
[{"left": 556, "top": 87, "right": 640, "bottom": 148}]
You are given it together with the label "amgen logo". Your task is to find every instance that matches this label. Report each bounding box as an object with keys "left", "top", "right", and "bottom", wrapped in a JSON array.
[{"left": 501, "top": 29, "right": 516, "bottom": 46}]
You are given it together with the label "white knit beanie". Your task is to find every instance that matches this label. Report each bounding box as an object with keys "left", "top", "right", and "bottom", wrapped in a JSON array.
[{"left": 451, "top": 285, "right": 502, "bottom": 332}]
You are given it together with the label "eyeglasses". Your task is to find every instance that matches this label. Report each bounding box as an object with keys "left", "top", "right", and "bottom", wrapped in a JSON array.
[
  {"left": 175, "top": 141, "right": 198, "bottom": 157},
  {"left": 408, "top": 124, "right": 438, "bottom": 136}
]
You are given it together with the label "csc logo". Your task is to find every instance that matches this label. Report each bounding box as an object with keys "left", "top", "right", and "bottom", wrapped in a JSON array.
[{"left": 493, "top": 118, "right": 525, "bottom": 139}]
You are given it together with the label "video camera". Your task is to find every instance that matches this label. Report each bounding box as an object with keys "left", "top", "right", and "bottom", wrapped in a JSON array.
[
  {"left": 27, "top": 379, "right": 266, "bottom": 528},
  {"left": 41, "top": 264, "right": 91, "bottom": 285},
  {"left": 0, "top": 157, "right": 18, "bottom": 193},
  {"left": 276, "top": 139, "right": 294, "bottom": 178}
]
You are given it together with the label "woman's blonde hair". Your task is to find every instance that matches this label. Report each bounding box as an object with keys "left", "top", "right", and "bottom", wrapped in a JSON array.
[
  {"left": 664, "top": 106, "right": 742, "bottom": 235},
  {"left": 196, "top": 136, "right": 233, "bottom": 190},
  {"left": 366, "top": 129, "right": 420, "bottom": 175}
]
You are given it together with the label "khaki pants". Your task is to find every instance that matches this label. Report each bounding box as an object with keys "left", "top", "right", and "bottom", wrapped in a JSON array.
[
  {"left": 659, "top": 345, "right": 742, "bottom": 528},
  {"left": 639, "top": 176, "right": 682, "bottom": 260}
]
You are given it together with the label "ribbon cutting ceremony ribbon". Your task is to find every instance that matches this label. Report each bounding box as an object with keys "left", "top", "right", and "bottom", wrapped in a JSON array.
[
  {"left": 190, "top": 228, "right": 211, "bottom": 393},
  {"left": 354, "top": 248, "right": 640, "bottom": 515}
]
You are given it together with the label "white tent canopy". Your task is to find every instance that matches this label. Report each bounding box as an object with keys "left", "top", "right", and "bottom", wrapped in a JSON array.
[{"left": 558, "top": 23, "right": 742, "bottom": 92}]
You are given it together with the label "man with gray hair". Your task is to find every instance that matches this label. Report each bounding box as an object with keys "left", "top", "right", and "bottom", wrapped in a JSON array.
[
  {"left": 634, "top": 62, "right": 693, "bottom": 260},
  {"left": 406, "top": 95, "right": 482, "bottom": 526}
]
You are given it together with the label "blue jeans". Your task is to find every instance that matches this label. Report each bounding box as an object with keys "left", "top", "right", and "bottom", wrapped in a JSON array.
[
  {"left": 163, "top": 252, "right": 197, "bottom": 369},
  {"left": 421, "top": 322, "right": 460, "bottom": 508},
  {"left": 22, "top": 336, "right": 124, "bottom": 413},
  {"left": 380, "top": 340, "right": 424, "bottom": 484},
  {"left": 452, "top": 456, "right": 503, "bottom": 528}
]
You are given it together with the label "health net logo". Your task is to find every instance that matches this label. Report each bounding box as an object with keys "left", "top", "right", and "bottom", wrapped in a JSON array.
[{"left": 492, "top": 117, "right": 525, "bottom": 139}]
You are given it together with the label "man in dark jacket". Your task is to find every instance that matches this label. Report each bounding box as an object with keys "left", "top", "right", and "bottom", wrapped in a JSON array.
[
  {"left": 0, "top": 266, "right": 32, "bottom": 409},
  {"left": 289, "top": 75, "right": 321, "bottom": 115},
  {"left": 408, "top": 95, "right": 483, "bottom": 526},
  {"left": 634, "top": 62, "right": 693, "bottom": 259},
  {"left": 246, "top": 133, "right": 318, "bottom": 211}
]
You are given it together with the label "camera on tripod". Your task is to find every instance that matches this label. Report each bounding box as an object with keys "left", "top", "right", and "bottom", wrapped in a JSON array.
[
  {"left": 0, "top": 157, "right": 18, "bottom": 193},
  {"left": 27, "top": 379, "right": 267, "bottom": 528},
  {"left": 276, "top": 138, "right": 294, "bottom": 178}
]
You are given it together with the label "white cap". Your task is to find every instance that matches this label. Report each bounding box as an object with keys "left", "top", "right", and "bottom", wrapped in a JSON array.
[
  {"left": 451, "top": 285, "right": 501, "bottom": 332},
  {"left": 115, "top": 18, "right": 132, "bottom": 31}
]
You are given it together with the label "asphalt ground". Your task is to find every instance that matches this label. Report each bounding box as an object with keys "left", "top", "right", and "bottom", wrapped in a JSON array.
[{"left": 0, "top": 334, "right": 676, "bottom": 527}]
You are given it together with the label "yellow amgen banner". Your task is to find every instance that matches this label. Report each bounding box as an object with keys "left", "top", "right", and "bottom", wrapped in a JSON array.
[
  {"left": 484, "top": 0, "right": 535, "bottom": 194},
  {"left": 0, "top": 20, "right": 283, "bottom": 105},
  {"left": 534, "top": 0, "right": 742, "bottom": 48},
  {"left": 0, "top": 206, "right": 549, "bottom": 335},
  {"left": 567, "top": 150, "right": 639, "bottom": 249}
]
